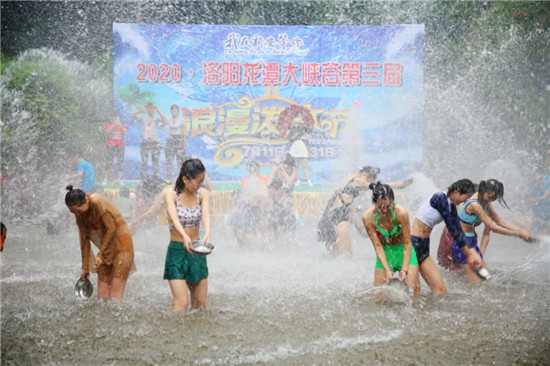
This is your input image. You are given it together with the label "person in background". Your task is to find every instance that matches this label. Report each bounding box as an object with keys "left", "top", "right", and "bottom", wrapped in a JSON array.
[
  {"left": 229, "top": 161, "right": 269, "bottom": 249},
  {"left": 441, "top": 179, "right": 532, "bottom": 282},
  {"left": 362, "top": 182, "right": 419, "bottom": 298},
  {"left": 104, "top": 111, "right": 127, "bottom": 185},
  {"left": 72, "top": 156, "right": 96, "bottom": 194},
  {"left": 264, "top": 154, "right": 299, "bottom": 246},
  {"left": 282, "top": 106, "right": 314, "bottom": 186},
  {"left": 411, "top": 179, "right": 478, "bottom": 295},
  {"left": 1, "top": 222, "right": 6, "bottom": 252},
  {"left": 113, "top": 187, "right": 135, "bottom": 222},
  {"left": 65, "top": 185, "right": 135, "bottom": 301},
  {"left": 162, "top": 104, "right": 188, "bottom": 180},
  {"left": 132, "top": 102, "right": 166, "bottom": 179},
  {"left": 162, "top": 158, "right": 210, "bottom": 312},
  {"left": 317, "top": 166, "right": 413, "bottom": 256}
]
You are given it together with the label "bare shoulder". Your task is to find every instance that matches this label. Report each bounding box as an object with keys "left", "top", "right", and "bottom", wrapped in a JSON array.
[
  {"left": 162, "top": 186, "right": 176, "bottom": 200},
  {"left": 394, "top": 204, "right": 410, "bottom": 220},
  {"left": 362, "top": 207, "right": 376, "bottom": 222}
]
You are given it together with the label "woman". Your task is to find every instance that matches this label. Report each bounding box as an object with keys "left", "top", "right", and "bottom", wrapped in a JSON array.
[
  {"left": 362, "top": 182, "right": 419, "bottom": 296},
  {"left": 162, "top": 158, "right": 210, "bottom": 312},
  {"left": 65, "top": 185, "right": 135, "bottom": 301},
  {"left": 317, "top": 166, "right": 411, "bottom": 256},
  {"left": 443, "top": 179, "right": 532, "bottom": 282},
  {"left": 411, "top": 179, "right": 480, "bottom": 294},
  {"left": 162, "top": 104, "right": 188, "bottom": 180},
  {"left": 278, "top": 105, "right": 315, "bottom": 186},
  {"left": 265, "top": 154, "right": 299, "bottom": 245}
]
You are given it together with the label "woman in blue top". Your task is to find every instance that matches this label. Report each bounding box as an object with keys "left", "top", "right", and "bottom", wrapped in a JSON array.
[
  {"left": 450, "top": 179, "right": 532, "bottom": 282},
  {"left": 362, "top": 182, "right": 419, "bottom": 296}
]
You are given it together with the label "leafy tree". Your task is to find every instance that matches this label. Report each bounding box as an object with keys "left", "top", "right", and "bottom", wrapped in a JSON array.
[{"left": 1, "top": 49, "right": 111, "bottom": 219}]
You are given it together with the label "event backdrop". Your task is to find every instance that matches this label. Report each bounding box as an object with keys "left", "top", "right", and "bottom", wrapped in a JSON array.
[{"left": 113, "top": 24, "right": 424, "bottom": 183}]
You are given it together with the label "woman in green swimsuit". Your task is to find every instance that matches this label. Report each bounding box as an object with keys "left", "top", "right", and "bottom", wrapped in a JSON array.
[{"left": 362, "top": 182, "right": 419, "bottom": 297}]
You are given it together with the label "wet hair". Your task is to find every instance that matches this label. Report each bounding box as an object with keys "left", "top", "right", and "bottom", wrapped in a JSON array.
[
  {"left": 478, "top": 178, "right": 508, "bottom": 209},
  {"left": 447, "top": 178, "right": 476, "bottom": 196},
  {"left": 119, "top": 187, "right": 130, "bottom": 198},
  {"left": 170, "top": 104, "right": 179, "bottom": 111},
  {"left": 359, "top": 166, "right": 381, "bottom": 180},
  {"left": 268, "top": 178, "right": 283, "bottom": 190},
  {"left": 65, "top": 185, "right": 86, "bottom": 206},
  {"left": 368, "top": 181, "right": 394, "bottom": 203},
  {"left": 248, "top": 160, "right": 260, "bottom": 168},
  {"left": 175, "top": 158, "right": 206, "bottom": 194},
  {"left": 282, "top": 153, "right": 297, "bottom": 169}
]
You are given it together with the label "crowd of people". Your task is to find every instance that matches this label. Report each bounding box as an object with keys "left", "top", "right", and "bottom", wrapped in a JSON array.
[{"left": 57, "top": 103, "right": 547, "bottom": 310}]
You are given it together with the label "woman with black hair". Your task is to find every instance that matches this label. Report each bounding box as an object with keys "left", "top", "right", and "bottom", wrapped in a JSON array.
[
  {"left": 65, "top": 185, "right": 135, "bottom": 301},
  {"left": 362, "top": 182, "right": 419, "bottom": 297},
  {"left": 411, "top": 179, "right": 479, "bottom": 294},
  {"left": 162, "top": 158, "right": 211, "bottom": 312},
  {"left": 444, "top": 178, "right": 532, "bottom": 282}
]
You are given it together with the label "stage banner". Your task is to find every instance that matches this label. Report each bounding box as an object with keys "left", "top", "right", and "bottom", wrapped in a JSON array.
[{"left": 113, "top": 24, "right": 424, "bottom": 183}]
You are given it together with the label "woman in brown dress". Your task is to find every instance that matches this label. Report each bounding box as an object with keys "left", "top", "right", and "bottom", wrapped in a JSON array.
[{"left": 65, "top": 185, "right": 135, "bottom": 301}]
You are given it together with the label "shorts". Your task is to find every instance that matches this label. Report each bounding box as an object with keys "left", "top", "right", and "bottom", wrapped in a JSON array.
[
  {"left": 451, "top": 235, "right": 483, "bottom": 265},
  {"left": 374, "top": 244, "right": 419, "bottom": 272},
  {"left": 411, "top": 236, "right": 430, "bottom": 264},
  {"left": 163, "top": 241, "right": 208, "bottom": 284},
  {"left": 289, "top": 140, "right": 309, "bottom": 158},
  {"left": 97, "top": 250, "right": 134, "bottom": 282}
]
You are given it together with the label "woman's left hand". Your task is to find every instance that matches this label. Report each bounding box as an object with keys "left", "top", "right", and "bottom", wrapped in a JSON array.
[
  {"left": 399, "top": 269, "right": 408, "bottom": 281},
  {"left": 94, "top": 256, "right": 103, "bottom": 270}
]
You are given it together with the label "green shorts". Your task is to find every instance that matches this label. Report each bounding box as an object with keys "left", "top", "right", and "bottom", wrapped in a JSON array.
[
  {"left": 163, "top": 241, "right": 208, "bottom": 284},
  {"left": 374, "top": 243, "right": 418, "bottom": 272}
]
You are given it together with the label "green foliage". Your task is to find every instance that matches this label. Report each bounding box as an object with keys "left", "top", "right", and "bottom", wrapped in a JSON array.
[{"left": 0, "top": 49, "right": 111, "bottom": 218}]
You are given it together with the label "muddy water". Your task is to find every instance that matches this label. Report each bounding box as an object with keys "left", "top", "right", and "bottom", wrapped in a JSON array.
[{"left": 1, "top": 220, "right": 549, "bottom": 365}]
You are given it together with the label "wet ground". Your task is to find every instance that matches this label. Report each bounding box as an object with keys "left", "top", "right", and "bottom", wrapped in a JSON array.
[{"left": 1, "top": 220, "right": 549, "bottom": 365}]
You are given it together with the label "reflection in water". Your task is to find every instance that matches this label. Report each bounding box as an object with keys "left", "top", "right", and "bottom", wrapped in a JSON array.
[{"left": 1, "top": 220, "right": 549, "bottom": 364}]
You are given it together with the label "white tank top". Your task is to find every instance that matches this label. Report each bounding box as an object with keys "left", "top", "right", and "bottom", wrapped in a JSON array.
[{"left": 415, "top": 194, "right": 450, "bottom": 228}]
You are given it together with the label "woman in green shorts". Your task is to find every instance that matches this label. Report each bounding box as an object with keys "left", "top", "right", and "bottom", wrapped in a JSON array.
[
  {"left": 362, "top": 182, "right": 419, "bottom": 297},
  {"left": 163, "top": 158, "right": 211, "bottom": 312}
]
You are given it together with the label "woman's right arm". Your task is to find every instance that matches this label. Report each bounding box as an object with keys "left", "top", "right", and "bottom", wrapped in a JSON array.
[
  {"left": 363, "top": 210, "right": 392, "bottom": 281},
  {"left": 78, "top": 226, "right": 90, "bottom": 279},
  {"left": 163, "top": 188, "right": 193, "bottom": 252}
]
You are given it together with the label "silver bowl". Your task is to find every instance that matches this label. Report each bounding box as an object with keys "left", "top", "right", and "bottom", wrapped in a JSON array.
[
  {"left": 74, "top": 278, "right": 93, "bottom": 299},
  {"left": 190, "top": 240, "right": 215, "bottom": 256}
]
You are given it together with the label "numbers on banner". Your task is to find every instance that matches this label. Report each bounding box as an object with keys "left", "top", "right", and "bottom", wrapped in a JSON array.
[{"left": 136, "top": 63, "right": 182, "bottom": 83}]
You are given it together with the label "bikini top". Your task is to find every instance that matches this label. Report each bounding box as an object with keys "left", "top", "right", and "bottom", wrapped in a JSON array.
[
  {"left": 167, "top": 189, "right": 202, "bottom": 230},
  {"left": 375, "top": 202, "right": 401, "bottom": 241},
  {"left": 458, "top": 198, "right": 487, "bottom": 226}
]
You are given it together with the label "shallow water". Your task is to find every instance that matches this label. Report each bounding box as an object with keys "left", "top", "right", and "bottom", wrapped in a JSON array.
[{"left": 1, "top": 220, "right": 549, "bottom": 365}]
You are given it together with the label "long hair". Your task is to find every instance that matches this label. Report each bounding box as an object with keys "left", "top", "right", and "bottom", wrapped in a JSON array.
[
  {"left": 175, "top": 158, "right": 206, "bottom": 194},
  {"left": 447, "top": 178, "right": 476, "bottom": 196},
  {"left": 368, "top": 181, "right": 394, "bottom": 203},
  {"left": 478, "top": 178, "right": 508, "bottom": 209},
  {"left": 65, "top": 185, "right": 86, "bottom": 206}
]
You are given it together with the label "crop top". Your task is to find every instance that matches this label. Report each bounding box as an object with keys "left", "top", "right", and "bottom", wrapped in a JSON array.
[
  {"left": 375, "top": 202, "right": 401, "bottom": 243},
  {"left": 415, "top": 192, "right": 469, "bottom": 248},
  {"left": 167, "top": 189, "right": 202, "bottom": 230},
  {"left": 458, "top": 198, "right": 487, "bottom": 226}
]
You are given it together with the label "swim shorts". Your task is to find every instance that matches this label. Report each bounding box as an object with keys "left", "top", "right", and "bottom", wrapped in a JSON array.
[
  {"left": 163, "top": 241, "right": 208, "bottom": 283},
  {"left": 411, "top": 236, "right": 430, "bottom": 264},
  {"left": 451, "top": 235, "right": 483, "bottom": 265},
  {"left": 374, "top": 243, "right": 419, "bottom": 272}
]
